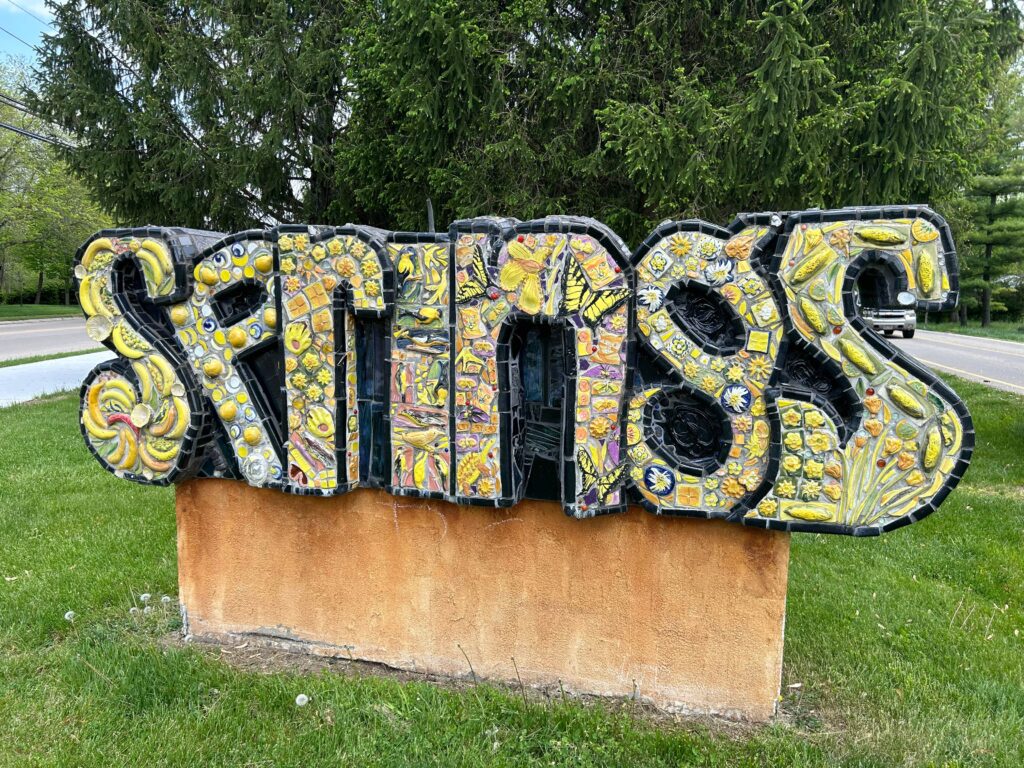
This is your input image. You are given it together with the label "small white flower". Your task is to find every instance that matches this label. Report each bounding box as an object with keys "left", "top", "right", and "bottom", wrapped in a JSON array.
[
  {"left": 161, "top": 596, "right": 171, "bottom": 605},
  {"left": 704, "top": 258, "right": 734, "bottom": 286},
  {"left": 644, "top": 466, "right": 674, "bottom": 495},
  {"left": 295, "top": 694, "right": 310, "bottom": 707},
  {"left": 720, "top": 384, "right": 752, "bottom": 413},
  {"left": 143, "top": 606, "right": 153, "bottom": 615},
  {"left": 637, "top": 287, "right": 664, "bottom": 311},
  {"left": 64, "top": 610, "right": 76, "bottom": 622},
  {"left": 754, "top": 302, "right": 776, "bottom": 323},
  {"left": 140, "top": 593, "right": 151, "bottom": 603},
  {"left": 129, "top": 607, "right": 140, "bottom": 615}
]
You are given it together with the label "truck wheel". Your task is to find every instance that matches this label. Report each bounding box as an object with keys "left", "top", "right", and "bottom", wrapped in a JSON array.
[{"left": 903, "top": 329, "right": 915, "bottom": 339}]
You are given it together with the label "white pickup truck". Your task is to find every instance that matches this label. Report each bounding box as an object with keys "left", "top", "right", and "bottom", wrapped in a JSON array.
[{"left": 860, "top": 305, "right": 916, "bottom": 339}]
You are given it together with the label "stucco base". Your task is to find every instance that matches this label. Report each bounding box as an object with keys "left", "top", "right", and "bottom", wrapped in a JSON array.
[{"left": 176, "top": 480, "right": 790, "bottom": 721}]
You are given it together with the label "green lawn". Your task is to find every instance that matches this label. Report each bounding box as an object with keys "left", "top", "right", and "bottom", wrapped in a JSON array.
[
  {"left": 920, "top": 319, "right": 1024, "bottom": 342},
  {"left": 0, "top": 303, "right": 81, "bottom": 321},
  {"left": 1, "top": 381, "right": 1022, "bottom": 766}
]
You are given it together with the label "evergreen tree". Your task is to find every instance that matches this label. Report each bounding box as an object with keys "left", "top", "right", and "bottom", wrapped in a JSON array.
[
  {"left": 963, "top": 172, "right": 1024, "bottom": 325},
  {"left": 956, "top": 62, "right": 1024, "bottom": 326},
  {"left": 29, "top": 1, "right": 1024, "bottom": 243}
]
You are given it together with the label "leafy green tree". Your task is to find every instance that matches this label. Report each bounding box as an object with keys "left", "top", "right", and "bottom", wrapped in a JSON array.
[
  {"left": 0, "top": 59, "right": 110, "bottom": 304},
  {"left": 30, "top": 1, "right": 1024, "bottom": 244},
  {"left": 10, "top": 156, "right": 110, "bottom": 304},
  {"left": 0, "top": 61, "right": 43, "bottom": 297}
]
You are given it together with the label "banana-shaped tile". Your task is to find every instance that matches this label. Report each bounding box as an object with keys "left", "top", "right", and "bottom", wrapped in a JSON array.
[
  {"left": 750, "top": 207, "right": 972, "bottom": 534},
  {"left": 75, "top": 230, "right": 205, "bottom": 483}
]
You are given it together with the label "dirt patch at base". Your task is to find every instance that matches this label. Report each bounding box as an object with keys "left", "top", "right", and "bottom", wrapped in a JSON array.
[{"left": 164, "top": 630, "right": 797, "bottom": 737}]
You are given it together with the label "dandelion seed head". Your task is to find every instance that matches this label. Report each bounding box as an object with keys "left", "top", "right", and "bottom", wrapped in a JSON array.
[{"left": 295, "top": 694, "right": 310, "bottom": 707}]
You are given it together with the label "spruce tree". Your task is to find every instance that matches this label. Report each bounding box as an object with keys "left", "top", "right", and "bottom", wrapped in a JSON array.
[{"left": 28, "top": 1, "right": 1024, "bottom": 242}]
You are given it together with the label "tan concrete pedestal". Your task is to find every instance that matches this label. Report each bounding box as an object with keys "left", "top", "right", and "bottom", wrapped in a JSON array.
[{"left": 176, "top": 480, "right": 790, "bottom": 720}]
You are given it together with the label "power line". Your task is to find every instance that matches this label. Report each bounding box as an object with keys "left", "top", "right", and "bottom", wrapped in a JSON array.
[
  {"left": 78, "top": 23, "right": 140, "bottom": 78},
  {"left": 0, "top": 90, "right": 31, "bottom": 110},
  {"left": 0, "top": 22, "right": 37, "bottom": 52},
  {"left": 0, "top": 89, "right": 76, "bottom": 149},
  {"left": 0, "top": 92, "right": 46, "bottom": 122},
  {"left": 0, "top": 91, "right": 73, "bottom": 148},
  {"left": 0, "top": 11, "right": 277, "bottom": 222},
  {"left": 0, "top": 119, "right": 74, "bottom": 149},
  {"left": 4, "top": 0, "right": 52, "bottom": 29}
]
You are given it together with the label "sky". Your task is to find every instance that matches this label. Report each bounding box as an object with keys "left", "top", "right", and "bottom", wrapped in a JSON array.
[{"left": 0, "top": 0, "right": 51, "bottom": 66}]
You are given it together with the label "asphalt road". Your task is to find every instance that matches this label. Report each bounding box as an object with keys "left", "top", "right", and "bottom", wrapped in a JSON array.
[
  {"left": 0, "top": 317, "right": 95, "bottom": 361},
  {"left": 891, "top": 328, "right": 1024, "bottom": 397}
]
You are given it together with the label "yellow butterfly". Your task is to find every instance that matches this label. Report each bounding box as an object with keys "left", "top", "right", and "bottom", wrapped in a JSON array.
[
  {"left": 455, "top": 243, "right": 490, "bottom": 304},
  {"left": 591, "top": 380, "right": 622, "bottom": 395},
  {"left": 577, "top": 448, "right": 626, "bottom": 503},
  {"left": 499, "top": 238, "right": 563, "bottom": 314},
  {"left": 561, "top": 255, "right": 630, "bottom": 326}
]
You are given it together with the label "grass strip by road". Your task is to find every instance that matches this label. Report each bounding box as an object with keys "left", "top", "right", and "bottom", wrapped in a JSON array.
[
  {"left": 0, "top": 347, "right": 106, "bottom": 369},
  {"left": 920, "top": 319, "right": 1024, "bottom": 342},
  {"left": 0, "top": 303, "right": 81, "bottom": 321},
  {"left": 0, "top": 378, "right": 1021, "bottom": 766}
]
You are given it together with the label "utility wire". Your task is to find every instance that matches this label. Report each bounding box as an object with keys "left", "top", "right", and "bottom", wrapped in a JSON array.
[
  {"left": 0, "top": 119, "right": 74, "bottom": 149},
  {"left": 79, "top": 22, "right": 141, "bottom": 78},
  {"left": 1, "top": 12, "right": 136, "bottom": 83},
  {"left": 4, "top": 0, "right": 52, "bottom": 29},
  {"left": 0, "top": 91, "right": 74, "bottom": 147},
  {"left": 0, "top": 22, "right": 38, "bottom": 52},
  {"left": 0, "top": 90, "right": 32, "bottom": 110},
  {"left": 0, "top": 92, "right": 47, "bottom": 122}
]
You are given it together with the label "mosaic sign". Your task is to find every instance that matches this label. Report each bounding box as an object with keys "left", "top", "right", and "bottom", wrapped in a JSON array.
[{"left": 73, "top": 207, "right": 973, "bottom": 535}]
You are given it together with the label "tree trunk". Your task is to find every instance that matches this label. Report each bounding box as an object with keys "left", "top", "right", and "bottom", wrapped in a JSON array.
[
  {"left": 958, "top": 303, "right": 967, "bottom": 326},
  {"left": 982, "top": 192, "right": 996, "bottom": 328},
  {"left": 982, "top": 276, "right": 992, "bottom": 327},
  {"left": 35, "top": 270, "right": 44, "bottom": 304}
]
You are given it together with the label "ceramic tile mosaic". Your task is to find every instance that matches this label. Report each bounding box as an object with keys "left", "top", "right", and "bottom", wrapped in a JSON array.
[{"left": 72, "top": 207, "right": 973, "bottom": 535}]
